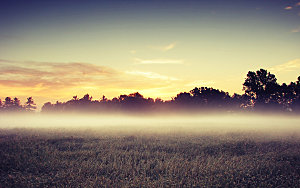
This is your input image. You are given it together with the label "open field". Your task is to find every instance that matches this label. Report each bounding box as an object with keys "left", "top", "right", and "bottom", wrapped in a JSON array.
[{"left": 1, "top": 114, "right": 300, "bottom": 187}]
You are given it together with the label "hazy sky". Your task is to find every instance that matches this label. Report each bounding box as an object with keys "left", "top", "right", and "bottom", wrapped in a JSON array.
[{"left": 0, "top": 0, "right": 300, "bottom": 105}]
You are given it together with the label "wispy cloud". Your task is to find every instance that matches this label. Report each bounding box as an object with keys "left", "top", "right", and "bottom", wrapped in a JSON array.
[
  {"left": 0, "top": 60, "right": 118, "bottom": 89},
  {"left": 134, "top": 58, "right": 184, "bottom": 65},
  {"left": 186, "top": 80, "right": 215, "bottom": 87},
  {"left": 284, "top": 2, "right": 300, "bottom": 10},
  {"left": 150, "top": 42, "right": 177, "bottom": 52},
  {"left": 0, "top": 59, "right": 183, "bottom": 101},
  {"left": 269, "top": 59, "right": 300, "bottom": 73},
  {"left": 162, "top": 42, "right": 177, "bottom": 51},
  {"left": 125, "top": 71, "right": 178, "bottom": 81},
  {"left": 291, "top": 26, "right": 300, "bottom": 33},
  {"left": 129, "top": 50, "right": 136, "bottom": 54},
  {"left": 284, "top": 6, "right": 293, "bottom": 10}
]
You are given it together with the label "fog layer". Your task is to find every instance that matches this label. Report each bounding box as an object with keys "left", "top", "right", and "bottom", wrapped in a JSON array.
[{"left": 0, "top": 114, "right": 299, "bottom": 139}]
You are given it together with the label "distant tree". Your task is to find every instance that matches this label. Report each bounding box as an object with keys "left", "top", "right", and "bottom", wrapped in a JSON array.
[
  {"left": 119, "top": 94, "right": 127, "bottom": 102},
  {"left": 190, "top": 87, "right": 201, "bottom": 97},
  {"left": 0, "top": 99, "right": 3, "bottom": 111},
  {"left": 146, "top": 97, "right": 154, "bottom": 104},
  {"left": 100, "top": 95, "right": 108, "bottom": 102},
  {"left": 277, "top": 83, "right": 293, "bottom": 111},
  {"left": 117, "top": 92, "right": 153, "bottom": 111},
  {"left": 4, "top": 97, "right": 13, "bottom": 110},
  {"left": 189, "top": 87, "right": 231, "bottom": 108},
  {"left": 128, "top": 92, "right": 143, "bottom": 98},
  {"left": 155, "top": 98, "right": 164, "bottom": 104},
  {"left": 25, "top": 97, "right": 36, "bottom": 111},
  {"left": 81, "top": 94, "right": 92, "bottom": 101},
  {"left": 243, "top": 69, "right": 281, "bottom": 109},
  {"left": 289, "top": 76, "right": 300, "bottom": 112},
  {"left": 13, "top": 97, "right": 20, "bottom": 105},
  {"left": 41, "top": 102, "right": 54, "bottom": 112},
  {"left": 37, "top": 73, "right": 300, "bottom": 114},
  {"left": 231, "top": 93, "right": 244, "bottom": 109},
  {"left": 13, "top": 97, "right": 23, "bottom": 111},
  {"left": 54, "top": 101, "right": 65, "bottom": 111},
  {"left": 174, "top": 92, "right": 192, "bottom": 105}
]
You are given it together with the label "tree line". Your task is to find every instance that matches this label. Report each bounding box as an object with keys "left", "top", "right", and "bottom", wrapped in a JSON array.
[
  {"left": 1, "top": 69, "right": 300, "bottom": 113},
  {"left": 0, "top": 97, "right": 36, "bottom": 112},
  {"left": 41, "top": 69, "right": 300, "bottom": 113}
]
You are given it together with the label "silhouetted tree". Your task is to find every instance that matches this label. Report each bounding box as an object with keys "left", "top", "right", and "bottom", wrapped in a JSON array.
[
  {"left": 243, "top": 69, "right": 281, "bottom": 110},
  {"left": 174, "top": 92, "right": 193, "bottom": 106},
  {"left": 101, "top": 95, "right": 108, "bottom": 102},
  {"left": 0, "top": 99, "right": 3, "bottom": 111},
  {"left": 82, "top": 94, "right": 92, "bottom": 101},
  {"left": 189, "top": 87, "right": 231, "bottom": 109},
  {"left": 54, "top": 101, "right": 64, "bottom": 111},
  {"left": 4, "top": 97, "right": 13, "bottom": 110},
  {"left": 25, "top": 97, "right": 36, "bottom": 111},
  {"left": 155, "top": 98, "right": 164, "bottom": 104},
  {"left": 128, "top": 92, "right": 143, "bottom": 98},
  {"left": 13, "top": 97, "right": 22, "bottom": 111},
  {"left": 230, "top": 93, "right": 244, "bottom": 109},
  {"left": 38, "top": 71, "right": 300, "bottom": 114},
  {"left": 289, "top": 76, "right": 300, "bottom": 112},
  {"left": 41, "top": 102, "right": 54, "bottom": 112},
  {"left": 73, "top": 96, "right": 78, "bottom": 101},
  {"left": 117, "top": 92, "right": 153, "bottom": 111}
]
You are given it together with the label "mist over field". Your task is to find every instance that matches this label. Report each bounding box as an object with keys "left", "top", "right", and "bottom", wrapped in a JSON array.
[
  {"left": 0, "top": 113, "right": 300, "bottom": 138},
  {"left": 1, "top": 113, "right": 300, "bottom": 187}
]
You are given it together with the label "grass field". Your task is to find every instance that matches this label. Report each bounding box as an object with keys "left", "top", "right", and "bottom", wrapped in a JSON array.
[{"left": 1, "top": 115, "right": 300, "bottom": 187}]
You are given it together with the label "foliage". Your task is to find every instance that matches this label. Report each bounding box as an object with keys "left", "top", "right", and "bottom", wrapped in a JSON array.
[
  {"left": 243, "top": 69, "right": 280, "bottom": 109},
  {"left": 0, "top": 97, "right": 36, "bottom": 112},
  {"left": 25, "top": 97, "right": 37, "bottom": 111}
]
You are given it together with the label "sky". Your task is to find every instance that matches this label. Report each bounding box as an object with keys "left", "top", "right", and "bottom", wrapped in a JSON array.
[{"left": 0, "top": 0, "right": 300, "bottom": 106}]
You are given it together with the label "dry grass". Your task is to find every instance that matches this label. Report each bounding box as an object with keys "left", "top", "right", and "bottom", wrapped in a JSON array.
[{"left": 1, "top": 128, "right": 300, "bottom": 187}]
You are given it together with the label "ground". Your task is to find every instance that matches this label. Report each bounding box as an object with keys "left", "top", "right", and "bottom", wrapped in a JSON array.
[{"left": 1, "top": 128, "right": 300, "bottom": 187}]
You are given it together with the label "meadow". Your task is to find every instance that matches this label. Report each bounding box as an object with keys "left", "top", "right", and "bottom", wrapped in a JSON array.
[{"left": 1, "top": 114, "right": 300, "bottom": 187}]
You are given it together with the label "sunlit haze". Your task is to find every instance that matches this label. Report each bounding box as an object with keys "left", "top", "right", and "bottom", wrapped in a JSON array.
[{"left": 1, "top": 114, "right": 300, "bottom": 138}]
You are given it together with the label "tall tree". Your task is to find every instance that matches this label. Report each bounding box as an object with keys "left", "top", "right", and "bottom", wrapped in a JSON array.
[
  {"left": 289, "top": 76, "right": 300, "bottom": 111},
  {"left": 243, "top": 69, "right": 280, "bottom": 109},
  {"left": 13, "top": 97, "right": 22, "bottom": 111},
  {"left": 41, "top": 102, "right": 53, "bottom": 112},
  {"left": 189, "top": 87, "right": 231, "bottom": 108},
  {"left": 174, "top": 92, "right": 192, "bottom": 105},
  {"left": 4, "top": 97, "right": 13, "bottom": 110},
  {"left": 0, "top": 99, "right": 3, "bottom": 110},
  {"left": 25, "top": 97, "right": 36, "bottom": 111},
  {"left": 81, "top": 94, "right": 92, "bottom": 101}
]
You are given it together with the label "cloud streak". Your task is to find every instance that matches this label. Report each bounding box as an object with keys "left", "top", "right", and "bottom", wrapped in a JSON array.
[
  {"left": 0, "top": 59, "right": 183, "bottom": 101},
  {"left": 150, "top": 42, "right": 177, "bottom": 52},
  {"left": 284, "top": 6, "right": 293, "bottom": 10},
  {"left": 134, "top": 58, "right": 184, "bottom": 65},
  {"left": 269, "top": 59, "right": 300, "bottom": 73},
  {"left": 186, "top": 80, "right": 216, "bottom": 87},
  {"left": 125, "top": 71, "right": 178, "bottom": 81},
  {"left": 291, "top": 26, "right": 300, "bottom": 33},
  {"left": 161, "top": 42, "right": 176, "bottom": 51}
]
